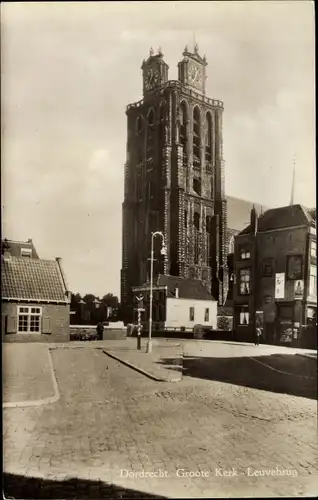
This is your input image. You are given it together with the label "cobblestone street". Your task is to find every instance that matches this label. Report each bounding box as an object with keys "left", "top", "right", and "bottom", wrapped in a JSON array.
[{"left": 3, "top": 344, "right": 318, "bottom": 498}]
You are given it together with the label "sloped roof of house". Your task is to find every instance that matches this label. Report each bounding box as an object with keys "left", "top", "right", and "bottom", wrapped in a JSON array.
[
  {"left": 226, "top": 195, "right": 270, "bottom": 232},
  {"left": 1, "top": 238, "right": 39, "bottom": 259},
  {"left": 239, "top": 204, "right": 316, "bottom": 235},
  {"left": 2, "top": 256, "right": 69, "bottom": 303},
  {"left": 157, "top": 274, "right": 215, "bottom": 301}
]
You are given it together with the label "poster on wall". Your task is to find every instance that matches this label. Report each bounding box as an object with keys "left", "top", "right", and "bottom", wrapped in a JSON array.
[
  {"left": 294, "top": 280, "right": 304, "bottom": 298},
  {"left": 275, "top": 273, "right": 285, "bottom": 299},
  {"left": 279, "top": 321, "right": 293, "bottom": 344}
]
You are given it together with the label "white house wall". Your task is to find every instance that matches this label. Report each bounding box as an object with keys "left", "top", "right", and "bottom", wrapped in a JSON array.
[{"left": 166, "top": 298, "right": 217, "bottom": 329}]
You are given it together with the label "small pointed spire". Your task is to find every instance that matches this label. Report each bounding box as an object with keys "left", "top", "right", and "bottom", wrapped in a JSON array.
[
  {"left": 290, "top": 157, "right": 296, "bottom": 205},
  {"left": 158, "top": 46, "right": 162, "bottom": 55},
  {"left": 203, "top": 54, "right": 207, "bottom": 63},
  {"left": 149, "top": 47, "right": 154, "bottom": 57},
  {"left": 194, "top": 42, "right": 199, "bottom": 53},
  {"left": 184, "top": 44, "right": 188, "bottom": 52}
]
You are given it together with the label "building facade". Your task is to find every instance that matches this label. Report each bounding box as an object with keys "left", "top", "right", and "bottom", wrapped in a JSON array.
[
  {"left": 2, "top": 239, "right": 71, "bottom": 342},
  {"left": 132, "top": 274, "right": 217, "bottom": 331},
  {"left": 121, "top": 45, "right": 228, "bottom": 321},
  {"left": 233, "top": 205, "right": 316, "bottom": 346}
]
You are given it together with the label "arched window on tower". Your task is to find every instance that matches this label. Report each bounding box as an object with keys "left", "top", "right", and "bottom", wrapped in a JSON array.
[
  {"left": 193, "top": 177, "right": 201, "bottom": 196},
  {"left": 180, "top": 101, "right": 188, "bottom": 167},
  {"left": 194, "top": 212, "right": 200, "bottom": 264},
  {"left": 193, "top": 106, "right": 201, "bottom": 166},
  {"left": 206, "top": 215, "right": 212, "bottom": 266},
  {"left": 184, "top": 209, "right": 188, "bottom": 258},
  {"left": 205, "top": 112, "right": 212, "bottom": 163},
  {"left": 136, "top": 115, "right": 143, "bottom": 135},
  {"left": 228, "top": 235, "right": 235, "bottom": 254},
  {"left": 148, "top": 108, "right": 155, "bottom": 127},
  {"left": 147, "top": 108, "right": 155, "bottom": 157}
]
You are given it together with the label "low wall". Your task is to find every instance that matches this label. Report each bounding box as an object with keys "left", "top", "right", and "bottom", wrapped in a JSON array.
[
  {"left": 70, "top": 325, "right": 127, "bottom": 341},
  {"left": 131, "top": 329, "right": 233, "bottom": 341},
  {"left": 3, "top": 333, "right": 70, "bottom": 343}
]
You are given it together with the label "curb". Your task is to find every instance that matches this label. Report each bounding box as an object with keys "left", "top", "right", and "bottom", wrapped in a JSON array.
[
  {"left": 3, "top": 348, "right": 60, "bottom": 409},
  {"left": 102, "top": 350, "right": 183, "bottom": 383}
]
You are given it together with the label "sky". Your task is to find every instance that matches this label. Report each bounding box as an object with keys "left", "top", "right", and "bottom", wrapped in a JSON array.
[{"left": 1, "top": 1, "right": 315, "bottom": 298}]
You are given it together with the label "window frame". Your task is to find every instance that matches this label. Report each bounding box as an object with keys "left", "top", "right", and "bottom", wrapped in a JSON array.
[
  {"left": 309, "top": 265, "right": 317, "bottom": 297},
  {"left": 238, "top": 306, "right": 249, "bottom": 326},
  {"left": 204, "top": 308, "right": 209, "bottom": 322},
  {"left": 262, "top": 258, "right": 274, "bottom": 277},
  {"left": 17, "top": 306, "right": 42, "bottom": 334},
  {"left": 189, "top": 306, "right": 195, "bottom": 322},
  {"left": 286, "top": 254, "right": 303, "bottom": 280},
  {"left": 238, "top": 268, "right": 251, "bottom": 295},
  {"left": 20, "top": 247, "right": 32, "bottom": 258},
  {"left": 239, "top": 246, "right": 251, "bottom": 260},
  {"left": 310, "top": 240, "right": 316, "bottom": 259}
]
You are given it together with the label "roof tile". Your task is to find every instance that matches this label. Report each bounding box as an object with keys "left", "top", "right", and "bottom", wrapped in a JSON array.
[
  {"left": 2, "top": 257, "right": 68, "bottom": 302},
  {"left": 157, "top": 274, "right": 215, "bottom": 300}
]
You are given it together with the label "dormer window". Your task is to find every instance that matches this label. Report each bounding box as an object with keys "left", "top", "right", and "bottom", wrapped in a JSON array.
[{"left": 21, "top": 247, "right": 32, "bottom": 258}]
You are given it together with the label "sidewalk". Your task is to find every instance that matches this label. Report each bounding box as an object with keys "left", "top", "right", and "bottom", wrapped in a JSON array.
[
  {"left": 102, "top": 338, "right": 183, "bottom": 382},
  {"left": 3, "top": 344, "right": 56, "bottom": 404}
]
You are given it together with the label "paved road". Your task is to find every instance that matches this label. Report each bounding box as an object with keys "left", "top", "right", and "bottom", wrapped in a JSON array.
[{"left": 3, "top": 344, "right": 318, "bottom": 498}]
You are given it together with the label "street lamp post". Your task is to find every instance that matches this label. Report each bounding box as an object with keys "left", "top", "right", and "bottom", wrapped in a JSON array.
[{"left": 147, "top": 231, "right": 167, "bottom": 354}]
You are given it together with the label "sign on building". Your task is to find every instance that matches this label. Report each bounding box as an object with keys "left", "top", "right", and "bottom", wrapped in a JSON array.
[
  {"left": 275, "top": 273, "right": 285, "bottom": 299},
  {"left": 294, "top": 279, "right": 304, "bottom": 298}
]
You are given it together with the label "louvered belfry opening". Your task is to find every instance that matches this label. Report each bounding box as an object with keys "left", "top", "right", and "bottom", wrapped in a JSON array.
[
  {"left": 193, "top": 106, "right": 201, "bottom": 166},
  {"left": 205, "top": 112, "right": 212, "bottom": 163}
]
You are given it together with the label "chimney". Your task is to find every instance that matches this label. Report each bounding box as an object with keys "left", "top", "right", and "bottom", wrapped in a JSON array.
[
  {"left": 3, "top": 251, "right": 11, "bottom": 261},
  {"left": 175, "top": 287, "right": 179, "bottom": 298},
  {"left": 250, "top": 205, "right": 258, "bottom": 235}
]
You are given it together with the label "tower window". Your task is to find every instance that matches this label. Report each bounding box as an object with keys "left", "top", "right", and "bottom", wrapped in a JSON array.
[
  {"left": 194, "top": 212, "right": 200, "bottom": 264},
  {"left": 136, "top": 115, "right": 143, "bottom": 134},
  {"left": 193, "top": 178, "right": 201, "bottom": 196},
  {"left": 205, "top": 112, "right": 212, "bottom": 162},
  {"left": 148, "top": 108, "right": 155, "bottom": 126},
  {"left": 193, "top": 106, "right": 201, "bottom": 163},
  {"left": 206, "top": 216, "right": 212, "bottom": 266},
  {"left": 184, "top": 210, "right": 188, "bottom": 228}
]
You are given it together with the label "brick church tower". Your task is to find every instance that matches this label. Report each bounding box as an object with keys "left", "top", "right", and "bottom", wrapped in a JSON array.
[{"left": 121, "top": 45, "right": 228, "bottom": 320}]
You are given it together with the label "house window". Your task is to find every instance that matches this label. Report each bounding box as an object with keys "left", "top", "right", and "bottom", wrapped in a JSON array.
[
  {"left": 204, "top": 308, "right": 209, "bottom": 322},
  {"left": 239, "top": 269, "right": 251, "bottom": 295},
  {"left": 262, "top": 258, "right": 274, "bottom": 277},
  {"left": 17, "top": 306, "right": 42, "bottom": 333},
  {"left": 287, "top": 255, "right": 302, "bottom": 280},
  {"left": 311, "top": 240, "right": 316, "bottom": 258},
  {"left": 189, "top": 307, "right": 195, "bottom": 322},
  {"left": 20, "top": 247, "right": 32, "bottom": 258},
  {"left": 239, "top": 307, "right": 249, "bottom": 325},
  {"left": 309, "top": 265, "right": 317, "bottom": 296},
  {"left": 240, "top": 247, "right": 251, "bottom": 260}
]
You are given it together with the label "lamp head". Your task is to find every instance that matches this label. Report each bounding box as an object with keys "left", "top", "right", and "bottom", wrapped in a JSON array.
[{"left": 160, "top": 244, "right": 167, "bottom": 256}]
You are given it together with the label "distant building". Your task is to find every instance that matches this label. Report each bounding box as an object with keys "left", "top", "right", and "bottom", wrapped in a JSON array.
[
  {"left": 132, "top": 274, "right": 217, "bottom": 331},
  {"left": 1, "top": 239, "right": 70, "bottom": 342},
  {"left": 232, "top": 205, "right": 316, "bottom": 346}
]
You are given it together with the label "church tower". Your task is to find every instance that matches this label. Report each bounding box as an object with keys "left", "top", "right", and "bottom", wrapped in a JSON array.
[{"left": 121, "top": 45, "right": 228, "bottom": 320}]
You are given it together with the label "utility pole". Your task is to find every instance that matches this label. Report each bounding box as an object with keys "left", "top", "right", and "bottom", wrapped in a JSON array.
[{"left": 135, "top": 294, "right": 144, "bottom": 350}]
